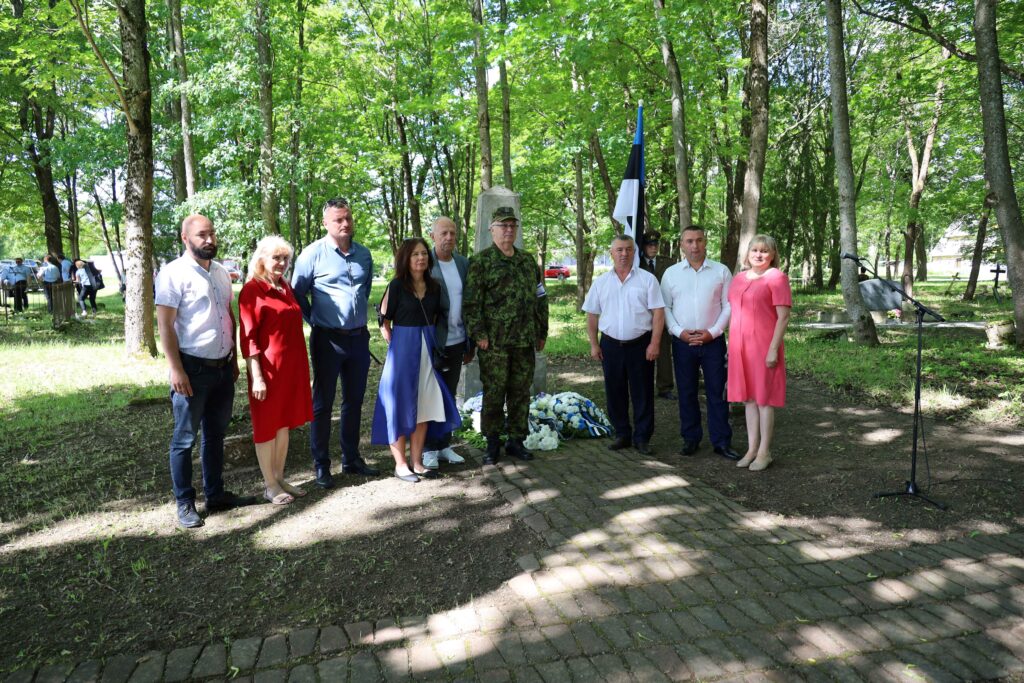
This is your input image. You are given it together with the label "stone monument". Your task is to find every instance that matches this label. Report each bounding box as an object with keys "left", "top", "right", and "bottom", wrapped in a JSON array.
[{"left": 459, "top": 185, "right": 548, "bottom": 401}]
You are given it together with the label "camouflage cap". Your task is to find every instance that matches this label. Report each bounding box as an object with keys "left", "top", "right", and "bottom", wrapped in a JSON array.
[{"left": 491, "top": 206, "right": 518, "bottom": 222}]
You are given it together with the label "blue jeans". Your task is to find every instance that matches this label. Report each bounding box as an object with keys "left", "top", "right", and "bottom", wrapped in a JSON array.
[
  {"left": 310, "top": 326, "right": 371, "bottom": 469},
  {"left": 671, "top": 335, "right": 732, "bottom": 448},
  {"left": 169, "top": 354, "right": 234, "bottom": 503}
]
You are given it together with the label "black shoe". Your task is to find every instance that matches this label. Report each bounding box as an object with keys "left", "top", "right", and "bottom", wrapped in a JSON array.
[
  {"left": 412, "top": 468, "right": 438, "bottom": 479},
  {"left": 658, "top": 390, "right": 677, "bottom": 400},
  {"left": 342, "top": 461, "right": 381, "bottom": 476},
  {"left": 205, "top": 490, "right": 258, "bottom": 513},
  {"left": 505, "top": 439, "right": 534, "bottom": 461},
  {"left": 315, "top": 466, "right": 334, "bottom": 489},
  {"left": 607, "top": 436, "right": 631, "bottom": 451},
  {"left": 634, "top": 441, "right": 653, "bottom": 455},
  {"left": 176, "top": 500, "right": 204, "bottom": 528},
  {"left": 680, "top": 441, "right": 699, "bottom": 456},
  {"left": 714, "top": 445, "right": 742, "bottom": 461},
  {"left": 395, "top": 469, "right": 420, "bottom": 483},
  {"left": 482, "top": 438, "right": 501, "bottom": 465}
]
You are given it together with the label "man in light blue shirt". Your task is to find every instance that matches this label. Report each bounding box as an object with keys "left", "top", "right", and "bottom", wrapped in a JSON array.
[{"left": 292, "top": 197, "right": 379, "bottom": 487}]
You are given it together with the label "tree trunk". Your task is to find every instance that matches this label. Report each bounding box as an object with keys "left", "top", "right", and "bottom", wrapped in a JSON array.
[
  {"left": 915, "top": 229, "right": 928, "bottom": 281},
  {"left": 64, "top": 171, "right": 81, "bottom": 259},
  {"left": 900, "top": 68, "right": 945, "bottom": 296},
  {"left": 573, "top": 153, "right": 593, "bottom": 306},
  {"left": 653, "top": 0, "right": 692, "bottom": 230},
  {"left": 963, "top": 196, "right": 994, "bottom": 301},
  {"left": 974, "top": 0, "right": 1024, "bottom": 346},
  {"left": 472, "top": 0, "right": 492, "bottom": 191},
  {"left": 118, "top": 0, "right": 157, "bottom": 356},
  {"left": 255, "top": 0, "right": 279, "bottom": 233},
  {"left": 735, "top": 0, "right": 769, "bottom": 270},
  {"left": 589, "top": 133, "right": 619, "bottom": 228},
  {"left": 498, "top": 0, "right": 512, "bottom": 189},
  {"left": 288, "top": 0, "right": 306, "bottom": 251},
  {"left": 93, "top": 185, "right": 125, "bottom": 288},
  {"left": 463, "top": 142, "right": 476, "bottom": 253},
  {"left": 168, "top": 0, "right": 197, "bottom": 197}
]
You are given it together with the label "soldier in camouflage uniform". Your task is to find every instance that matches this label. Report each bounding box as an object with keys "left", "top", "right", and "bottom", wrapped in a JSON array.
[{"left": 464, "top": 206, "right": 549, "bottom": 465}]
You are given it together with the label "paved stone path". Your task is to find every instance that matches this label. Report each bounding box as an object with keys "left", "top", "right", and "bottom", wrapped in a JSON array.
[{"left": 9, "top": 440, "right": 1024, "bottom": 682}]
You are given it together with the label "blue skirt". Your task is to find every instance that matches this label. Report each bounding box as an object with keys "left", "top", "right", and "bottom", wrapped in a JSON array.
[{"left": 371, "top": 324, "right": 462, "bottom": 445}]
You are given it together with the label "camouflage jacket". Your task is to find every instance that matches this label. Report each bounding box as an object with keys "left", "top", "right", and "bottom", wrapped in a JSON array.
[{"left": 464, "top": 244, "right": 549, "bottom": 348}]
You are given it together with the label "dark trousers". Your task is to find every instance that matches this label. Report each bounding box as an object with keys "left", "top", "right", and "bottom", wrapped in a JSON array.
[
  {"left": 601, "top": 332, "right": 655, "bottom": 443},
  {"left": 655, "top": 331, "right": 674, "bottom": 394},
  {"left": 169, "top": 354, "right": 234, "bottom": 503},
  {"left": 42, "top": 281, "right": 54, "bottom": 312},
  {"left": 672, "top": 335, "right": 732, "bottom": 448},
  {"left": 78, "top": 284, "right": 97, "bottom": 312},
  {"left": 310, "top": 325, "right": 371, "bottom": 469},
  {"left": 425, "top": 342, "right": 464, "bottom": 451},
  {"left": 479, "top": 345, "right": 534, "bottom": 440},
  {"left": 13, "top": 281, "right": 27, "bottom": 312}
]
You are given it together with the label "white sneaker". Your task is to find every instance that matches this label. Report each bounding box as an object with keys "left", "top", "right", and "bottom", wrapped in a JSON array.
[
  {"left": 438, "top": 447, "right": 464, "bottom": 464},
  {"left": 422, "top": 450, "right": 440, "bottom": 469}
]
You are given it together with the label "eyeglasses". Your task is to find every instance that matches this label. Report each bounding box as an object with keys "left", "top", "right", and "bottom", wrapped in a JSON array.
[{"left": 491, "top": 222, "right": 518, "bottom": 231}]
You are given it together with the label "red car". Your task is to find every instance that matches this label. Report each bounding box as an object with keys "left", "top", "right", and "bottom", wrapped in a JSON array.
[{"left": 544, "top": 264, "right": 571, "bottom": 280}]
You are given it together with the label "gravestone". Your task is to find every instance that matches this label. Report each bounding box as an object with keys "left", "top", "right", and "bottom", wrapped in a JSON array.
[
  {"left": 858, "top": 279, "right": 904, "bottom": 311},
  {"left": 459, "top": 186, "right": 547, "bottom": 403}
]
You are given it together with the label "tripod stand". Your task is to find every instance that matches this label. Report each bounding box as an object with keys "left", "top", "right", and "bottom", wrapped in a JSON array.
[{"left": 854, "top": 260, "right": 948, "bottom": 510}]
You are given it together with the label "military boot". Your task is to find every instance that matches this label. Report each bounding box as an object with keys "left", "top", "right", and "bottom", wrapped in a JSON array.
[
  {"left": 483, "top": 437, "right": 502, "bottom": 465},
  {"left": 505, "top": 439, "right": 534, "bottom": 461}
]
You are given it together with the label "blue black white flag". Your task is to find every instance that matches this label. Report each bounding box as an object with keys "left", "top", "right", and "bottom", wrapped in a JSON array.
[{"left": 612, "top": 102, "right": 645, "bottom": 264}]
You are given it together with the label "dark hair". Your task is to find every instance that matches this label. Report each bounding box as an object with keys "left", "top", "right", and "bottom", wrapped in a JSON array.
[
  {"left": 322, "top": 197, "right": 350, "bottom": 214},
  {"left": 394, "top": 238, "right": 438, "bottom": 295},
  {"left": 682, "top": 224, "right": 706, "bottom": 235},
  {"left": 45, "top": 255, "right": 58, "bottom": 266}
]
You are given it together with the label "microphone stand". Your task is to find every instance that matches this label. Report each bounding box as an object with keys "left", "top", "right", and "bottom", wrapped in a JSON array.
[{"left": 849, "top": 257, "right": 948, "bottom": 510}]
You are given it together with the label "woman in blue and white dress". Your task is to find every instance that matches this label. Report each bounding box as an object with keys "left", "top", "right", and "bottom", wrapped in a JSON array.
[{"left": 372, "top": 238, "right": 461, "bottom": 482}]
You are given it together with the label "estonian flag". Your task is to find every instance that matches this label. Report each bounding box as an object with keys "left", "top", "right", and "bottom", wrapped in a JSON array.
[{"left": 612, "top": 102, "right": 645, "bottom": 264}]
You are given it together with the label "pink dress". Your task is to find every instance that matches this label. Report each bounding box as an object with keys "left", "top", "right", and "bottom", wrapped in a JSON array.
[{"left": 727, "top": 268, "right": 792, "bottom": 407}]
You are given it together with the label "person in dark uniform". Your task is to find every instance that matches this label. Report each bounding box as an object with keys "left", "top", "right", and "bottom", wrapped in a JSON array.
[{"left": 639, "top": 231, "right": 678, "bottom": 399}]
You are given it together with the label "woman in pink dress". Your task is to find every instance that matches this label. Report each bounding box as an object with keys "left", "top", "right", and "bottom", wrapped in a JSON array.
[
  {"left": 239, "top": 235, "right": 314, "bottom": 504},
  {"left": 727, "top": 235, "right": 792, "bottom": 471}
]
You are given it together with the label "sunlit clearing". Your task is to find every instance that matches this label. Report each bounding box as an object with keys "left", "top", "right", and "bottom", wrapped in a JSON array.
[
  {"left": 861, "top": 428, "right": 904, "bottom": 444},
  {"left": 918, "top": 385, "right": 971, "bottom": 413}
]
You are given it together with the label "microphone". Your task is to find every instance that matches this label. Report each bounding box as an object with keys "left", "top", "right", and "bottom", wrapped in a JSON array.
[{"left": 841, "top": 252, "right": 863, "bottom": 261}]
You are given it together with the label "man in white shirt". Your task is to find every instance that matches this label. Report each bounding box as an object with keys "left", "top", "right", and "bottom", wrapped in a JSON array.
[
  {"left": 583, "top": 235, "right": 665, "bottom": 455},
  {"left": 422, "top": 216, "right": 471, "bottom": 469},
  {"left": 660, "top": 225, "right": 740, "bottom": 460},
  {"left": 155, "top": 214, "right": 256, "bottom": 528}
]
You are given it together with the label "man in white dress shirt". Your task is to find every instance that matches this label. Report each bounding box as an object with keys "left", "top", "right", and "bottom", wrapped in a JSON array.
[
  {"left": 156, "top": 214, "right": 256, "bottom": 528},
  {"left": 583, "top": 235, "right": 665, "bottom": 455},
  {"left": 660, "top": 225, "right": 740, "bottom": 460}
]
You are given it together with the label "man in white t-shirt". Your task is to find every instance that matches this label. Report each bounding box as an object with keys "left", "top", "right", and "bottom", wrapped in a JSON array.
[
  {"left": 155, "top": 214, "right": 256, "bottom": 528},
  {"left": 423, "top": 216, "right": 472, "bottom": 469}
]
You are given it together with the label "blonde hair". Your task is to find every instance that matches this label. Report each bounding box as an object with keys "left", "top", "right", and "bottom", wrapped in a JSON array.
[
  {"left": 744, "top": 234, "right": 780, "bottom": 269},
  {"left": 247, "top": 235, "right": 295, "bottom": 283}
]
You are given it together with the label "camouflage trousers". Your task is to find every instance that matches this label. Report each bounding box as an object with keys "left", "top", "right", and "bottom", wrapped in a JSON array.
[{"left": 478, "top": 345, "right": 535, "bottom": 440}]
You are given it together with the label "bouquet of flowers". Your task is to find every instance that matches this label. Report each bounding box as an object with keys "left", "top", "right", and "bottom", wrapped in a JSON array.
[{"left": 459, "top": 391, "right": 612, "bottom": 452}]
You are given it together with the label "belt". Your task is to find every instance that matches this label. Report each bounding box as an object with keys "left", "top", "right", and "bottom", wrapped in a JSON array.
[
  {"left": 181, "top": 352, "right": 233, "bottom": 368},
  {"left": 601, "top": 331, "right": 651, "bottom": 347},
  {"left": 320, "top": 325, "right": 367, "bottom": 336}
]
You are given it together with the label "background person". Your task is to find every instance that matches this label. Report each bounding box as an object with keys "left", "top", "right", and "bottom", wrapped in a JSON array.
[
  {"left": 371, "top": 238, "right": 461, "bottom": 482},
  {"left": 10, "top": 258, "right": 30, "bottom": 313},
  {"left": 59, "top": 253, "right": 73, "bottom": 282},
  {"left": 660, "top": 225, "right": 740, "bottom": 461},
  {"left": 238, "top": 235, "right": 313, "bottom": 505},
  {"left": 639, "top": 231, "right": 677, "bottom": 399},
  {"left": 155, "top": 214, "right": 256, "bottom": 528},
  {"left": 422, "top": 216, "right": 472, "bottom": 470},
  {"left": 73, "top": 258, "right": 98, "bottom": 316},
  {"left": 464, "top": 206, "right": 549, "bottom": 465},
  {"left": 583, "top": 235, "right": 665, "bottom": 455},
  {"left": 37, "top": 255, "right": 61, "bottom": 313},
  {"left": 728, "top": 234, "right": 792, "bottom": 472},
  {"left": 292, "top": 197, "right": 379, "bottom": 487}
]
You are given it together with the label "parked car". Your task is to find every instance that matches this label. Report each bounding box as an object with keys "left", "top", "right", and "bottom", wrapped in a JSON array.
[
  {"left": 218, "top": 259, "right": 243, "bottom": 282},
  {"left": 544, "top": 264, "right": 571, "bottom": 281}
]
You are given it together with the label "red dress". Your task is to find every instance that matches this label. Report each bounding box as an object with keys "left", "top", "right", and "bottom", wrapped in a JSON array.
[
  {"left": 727, "top": 268, "right": 792, "bottom": 407},
  {"left": 238, "top": 278, "right": 313, "bottom": 443}
]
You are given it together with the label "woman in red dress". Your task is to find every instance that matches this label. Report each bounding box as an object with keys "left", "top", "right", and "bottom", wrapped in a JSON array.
[
  {"left": 727, "top": 235, "right": 792, "bottom": 472},
  {"left": 239, "top": 236, "right": 313, "bottom": 504}
]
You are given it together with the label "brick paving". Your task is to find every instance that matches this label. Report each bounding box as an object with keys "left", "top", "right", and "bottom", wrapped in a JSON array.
[{"left": 9, "top": 440, "right": 1024, "bottom": 681}]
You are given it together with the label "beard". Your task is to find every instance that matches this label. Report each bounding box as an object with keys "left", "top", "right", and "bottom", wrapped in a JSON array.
[{"left": 189, "top": 242, "right": 218, "bottom": 260}]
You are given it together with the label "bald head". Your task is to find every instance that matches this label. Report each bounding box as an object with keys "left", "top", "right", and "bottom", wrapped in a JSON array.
[
  {"left": 429, "top": 216, "right": 458, "bottom": 261},
  {"left": 180, "top": 214, "right": 218, "bottom": 263}
]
